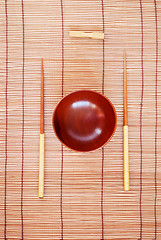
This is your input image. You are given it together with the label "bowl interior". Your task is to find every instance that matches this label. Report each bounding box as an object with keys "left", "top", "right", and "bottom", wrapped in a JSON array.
[{"left": 53, "top": 90, "right": 117, "bottom": 152}]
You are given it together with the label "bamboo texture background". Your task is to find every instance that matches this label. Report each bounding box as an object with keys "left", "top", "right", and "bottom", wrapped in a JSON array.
[{"left": 0, "top": 0, "right": 161, "bottom": 239}]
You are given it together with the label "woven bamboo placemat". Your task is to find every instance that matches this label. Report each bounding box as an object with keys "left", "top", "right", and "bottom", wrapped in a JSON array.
[{"left": 0, "top": 0, "right": 161, "bottom": 239}]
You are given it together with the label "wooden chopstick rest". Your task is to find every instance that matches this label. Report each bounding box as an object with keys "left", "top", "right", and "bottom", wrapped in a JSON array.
[
  {"left": 69, "top": 31, "right": 104, "bottom": 40},
  {"left": 123, "top": 51, "right": 130, "bottom": 191},
  {"left": 38, "top": 58, "right": 45, "bottom": 198}
]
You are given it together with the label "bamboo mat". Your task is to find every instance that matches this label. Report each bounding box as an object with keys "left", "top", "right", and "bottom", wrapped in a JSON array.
[{"left": 0, "top": 0, "right": 161, "bottom": 239}]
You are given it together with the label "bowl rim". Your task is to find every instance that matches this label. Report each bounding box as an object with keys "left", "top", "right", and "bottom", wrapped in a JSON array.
[{"left": 52, "top": 89, "right": 117, "bottom": 152}]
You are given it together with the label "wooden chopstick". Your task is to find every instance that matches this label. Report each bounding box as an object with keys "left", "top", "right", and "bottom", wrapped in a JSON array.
[
  {"left": 38, "top": 58, "right": 45, "bottom": 198},
  {"left": 123, "top": 51, "right": 130, "bottom": 191},
  {"left": 123, "top": 52, "right": 128, "bottom": 126},
  {"left": 40, "top": 58, "right": 44, "bottom": 135}
]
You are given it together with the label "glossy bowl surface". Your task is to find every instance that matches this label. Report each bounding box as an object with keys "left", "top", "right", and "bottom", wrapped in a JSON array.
[{"left": 53, "top": 90, "right": 117, "bottom": 152}]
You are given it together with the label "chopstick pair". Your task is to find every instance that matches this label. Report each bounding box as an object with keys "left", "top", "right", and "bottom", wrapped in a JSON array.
[
  {"left": 38, "top": 58, "right": 45, "bottom": 198},
  {"left": 38, "top": 54, "right": 130, "bottom": 196},
  {"left": 123, "top": 52, "right": 130, "bottom": 191}
]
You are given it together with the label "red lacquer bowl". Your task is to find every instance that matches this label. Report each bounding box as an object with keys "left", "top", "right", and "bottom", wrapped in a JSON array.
[{"left": 53, "top": 90, "right": 117, "bottom": 152}]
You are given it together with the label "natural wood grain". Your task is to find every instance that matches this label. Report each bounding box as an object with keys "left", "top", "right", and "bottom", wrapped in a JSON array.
[
  {"left": 123, "top": 125, "right": 129, "bottom": 191},
  {"left": 39, "top": 133, "right": 45, "bottom": 198},
  {"left": 69, "top": 31, "right": 104, "bottom": 40}
]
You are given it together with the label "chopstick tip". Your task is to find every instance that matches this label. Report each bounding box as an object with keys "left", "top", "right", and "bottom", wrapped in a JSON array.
[{"left": 124, "top": 51, "right": 126, "bottom": 59}]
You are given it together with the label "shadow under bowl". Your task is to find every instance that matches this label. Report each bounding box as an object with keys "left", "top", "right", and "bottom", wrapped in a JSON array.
[{"left": 53, "top": 90, "right": 117, "bottom": 152}]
